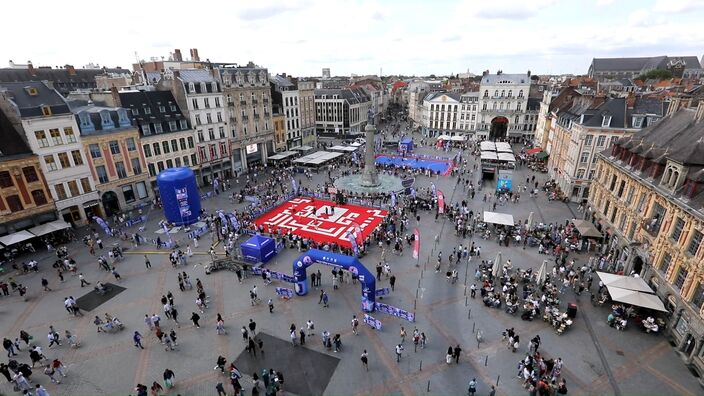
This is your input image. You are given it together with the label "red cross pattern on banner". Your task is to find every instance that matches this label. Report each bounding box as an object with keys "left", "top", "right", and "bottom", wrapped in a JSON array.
[{"left": 253, "top": 197, "right": 388, "bottom": 248}]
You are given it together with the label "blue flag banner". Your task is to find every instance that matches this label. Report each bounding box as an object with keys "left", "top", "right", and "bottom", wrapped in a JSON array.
[
  {"left": 93, "top": 216, "right": 112, "bottom": 236},
  {"left": 375, "top": 302, "right": 415, "bottom": 322},
  {"left": 275, "top": 287, "right": 295, "bottom": 299},
  {"left": 375, "top": 288, "right": 390, "bottom": 297},
  {"left": 363, "top": 314, "right": 382, "bottom": 330},
  {"left": 251, "top": 268, "right": 296, "bottom": 283}
]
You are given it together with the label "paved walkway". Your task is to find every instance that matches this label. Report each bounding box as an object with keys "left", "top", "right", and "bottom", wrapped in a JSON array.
[{"left": 1, "top": 130, "right": 701, "bottom": 395}]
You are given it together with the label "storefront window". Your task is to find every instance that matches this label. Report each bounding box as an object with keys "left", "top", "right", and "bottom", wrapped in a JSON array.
[
  {"left": 136, "top": 181, "right": 148, "bottom": 199},
  {"left": 122, "top": 185, "right": 135, "bottom": 203},
  {"left": 675, "top": 315, "right": 689, "bottom": 336}
]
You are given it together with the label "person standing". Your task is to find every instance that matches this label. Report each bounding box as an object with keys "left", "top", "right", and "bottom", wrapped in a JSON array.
[
  {"left": 215, "top": 382, "right": 227, "bottom": 396},
  {"left": 299, "top": 328, "right": 306, "bottom": 345},
  {"left": 400, "top": 326, "right": 407, "bottom": 344},
  {"left": 360, "top": 350, "right": 369, "bottom": 371},
  {"left": 41, "top": 278, "right": 51, "bottom": 291},
  {"left": 35, "top": 384, "right": 51, "bottom": 396},
  {"left": 247, "top": 337, "right": 257, "bottom": 357},
  {"left": 306, "top": 320, "right": 315, "bottom": 336},
  {"left": 290, "top": 330, "right": 297, "bottom": 346},
  {"left": 144, "top": 255, "right": 151, "bottom": 269},
  {"left": 191, "top": 312, "right": 201, "bottom": 328},
  {"left": 268, "top": 298, "right": 274, "bottom": 313},
  {"left": 389, "top": 275, "right": 396, "bottom": 291}
]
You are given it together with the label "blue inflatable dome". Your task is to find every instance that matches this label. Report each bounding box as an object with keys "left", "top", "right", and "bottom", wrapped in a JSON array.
[{"left": 157, "top": 167, "right": 201, "bottom": 225}]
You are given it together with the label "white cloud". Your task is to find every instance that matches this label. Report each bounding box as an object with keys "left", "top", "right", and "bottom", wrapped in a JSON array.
[
  {"left": 596, "top": 0, "right": 616, "bottom": 6},
  {"left": 653, "top": 0, "right": 704, "bottom": 13},
  {"left": 458, "top": 0, "right": 560, "bottom": 20}
]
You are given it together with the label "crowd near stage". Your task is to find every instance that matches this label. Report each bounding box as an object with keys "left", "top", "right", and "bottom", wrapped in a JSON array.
[{"left": 252, "top": 197, "right": 388, "bottom": 249}]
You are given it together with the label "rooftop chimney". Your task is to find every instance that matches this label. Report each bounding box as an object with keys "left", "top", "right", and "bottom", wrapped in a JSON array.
[
  {"left": 110, "top": 86, "right": 121, "bottom": 107},
  {"left": 174, "top": 49, "right": 183, "bottom": 62},
  {"left": 28, "top": 61, "right": 35, "bottom": 76},
  {"left": 190, "top": 48, "right": 200, "bottom": 62},
  {"left": 626, "top": 92, "right": 636, "bottom": 109},
  {"left": 527, "top": 70, "right": 531, "bottom": 77},
  {"left": 65, "top": 65, "right": 76, "bottom": 75}
]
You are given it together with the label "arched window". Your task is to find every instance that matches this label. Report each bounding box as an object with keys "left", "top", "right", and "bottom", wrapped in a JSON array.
[
  {"left": 482, "top": 103, "right": 487, "bottom": 110},
  {"left": 499, "top": 102, "right": 504, "bottom": 110},
  {"left": 501, "top": 90, "right": 505, "bottom": 98},
  {"left": 514, "top": 115, "right": 520, "bottom": 123},
  {"left": 483, "top": 90, "right": 489, "bottom": 98},
  {"left": 492, "top": 102, "right": 497, "bottom": 110},
  {"left": 508, "top": 90, "right": 512, "bottom": 98},
  {"left": 664, "top": 168, "right": 673, "bottom": 185},
  {"left": 518, "top": 90, "right": 524, "bottom": 98},
  {"left": 494, "top": 90, "right": 499, "bottom": 97},
  {"left": 671, "top": 170, "right": 680, "bottom": 187}
]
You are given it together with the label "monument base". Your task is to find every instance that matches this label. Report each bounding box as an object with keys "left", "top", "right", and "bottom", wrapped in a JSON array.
[{"left": 334, "top": 173, "right": 405, "bottom": 194}]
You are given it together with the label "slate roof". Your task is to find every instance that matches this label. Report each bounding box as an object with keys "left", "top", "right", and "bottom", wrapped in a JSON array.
[
  {"left": 618, "top": 107, "right": 704, "bottom": 165},
  {"left": 0, "top": 107, "right": 32, "bottom": 160},
  {"left": 424, "top": 91, "right": 461, "bottom": 102},
  {"left": 314, "top": 88, "right": 370, "bottom": 104},
  {"left": 591, "top": 56, "right": 702, "bottom": 73},
  {"left": 481, "top": 73, "right": 530, "bottom": 85},
  {"left": 68, "top": 102, "right": 134, "bottom": 136},
  {"left": 118, "top": 90, "right": 188, "bottom": 131},
  {"left": 0, "top": 81, "right": 71, "bottom": 117},
  {"left": 0, "top": 67, "right": 129, "bottom": 95},
  {"left": 270, "top": 75, "right": 295, "bottom": 88},
  {"left": 178, "top": 69, "right": 216, "bottom": 83}
]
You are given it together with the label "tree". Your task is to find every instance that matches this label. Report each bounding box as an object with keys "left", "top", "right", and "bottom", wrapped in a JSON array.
[{"left": 636, "top": 69, "right": 673, "bottom": 81}]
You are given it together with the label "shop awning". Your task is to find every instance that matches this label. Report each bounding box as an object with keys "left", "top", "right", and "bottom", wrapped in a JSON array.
[
  {"left": 27, "top": 220, "right": 71, "bottom": 237},
  {"left": 526, "top": 147, "right": 543, "bottom": 155},
  {"left": 483, "top": 211, "right": 515, "bottom": 226},
  {"left": 606, "top": 285, "right": 667, "bottom": 312},
  {"left": 534, "top": 151, "right": 548, "bottom": 159},
  {"left": 0, "top": 230, "right": 36, "bottom": 246},
  {"left": 596, "top": 272, "right": 654, "bottom": 293},
  {"left": 572, "top": 219, "right": 603, "bottom": 238}
]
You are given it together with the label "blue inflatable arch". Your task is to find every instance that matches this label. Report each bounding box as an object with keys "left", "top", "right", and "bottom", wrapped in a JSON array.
[{"left": 293, "top": 249, "right": 377, "bottom": 312}]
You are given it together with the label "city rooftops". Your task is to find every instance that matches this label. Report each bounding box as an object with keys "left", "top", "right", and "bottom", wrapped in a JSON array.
[
  {"left": 0, "top": 81, "right": 71, "bottom": 117},
  {"left": 481, "top": 73, "right": 530, "bottom": 85}
]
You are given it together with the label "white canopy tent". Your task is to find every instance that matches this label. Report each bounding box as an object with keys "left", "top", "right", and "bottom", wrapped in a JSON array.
[
  {"left": 480, "top": 152, "right": 498, "bottom": 160},
  {"left": 291, "top": 145, "right": 313, "bottom": 152},
  {"left": 497, "top": 153, "right": 516, "bottom": 162},
  {"left": 480, "top": 141, "right": 496, "bottom": 151},
  {"left": 268, "top": 151, "right": 298, "bottom": 161},
  {"left": 596, "top": 272, "right": 653, "bottom": 293},
  {"left": 27, "top": 220, "right": 71, "bottom": 237},
  {"left": 606, "top": 285, "right": 667, "bottom": 312},
  {"left": 483, "top": 211, "right": 515, "bottom": 226},
  {"left": 436, "top": 134, "right": 451, "bottom": 141},
  {"left": 0, "top": 230, "right": 36, "bottom": 246},
  {"left": 449, "top": 135, "right": 467, "bottom": 142},
  {"left": 329, "top": 145, "right": 358, "bottom": 152},
  {"left": 495, "top": 142, "right": 513, "bottom": 153}
]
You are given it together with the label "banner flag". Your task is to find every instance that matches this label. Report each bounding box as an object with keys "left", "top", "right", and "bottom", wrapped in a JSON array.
[{"left": 413, "top": 228, "right": 420, "bottom": 259}]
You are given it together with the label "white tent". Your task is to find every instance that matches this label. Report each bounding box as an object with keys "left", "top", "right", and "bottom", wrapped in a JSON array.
[
  {"left": 606, "top": 285, "right": 667, "bottom": 312},
  {"left": 436, "top": 134, "right": 451, "bottom": 141},
  {"left": 483, "top": 211, "right": 515, "bottom": 226},
  {"left": 596, "top": 272, "right": 653, "bottom": 293},
  {"left": 27, "top": 220, "right": 71, "bottom": 237},
  {"left": 0, "top": 230, "right": 36, "bottom": 246},
  {"left": 480, "top": 141, "right": 496, "bottom": 151}
]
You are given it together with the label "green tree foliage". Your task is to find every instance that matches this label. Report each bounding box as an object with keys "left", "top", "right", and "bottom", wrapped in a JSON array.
[{"left": 636, "top": 69, "right": 673, "bottom": 81}]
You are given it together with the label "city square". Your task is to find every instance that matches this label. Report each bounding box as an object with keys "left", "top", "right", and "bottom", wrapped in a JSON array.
[{"left": 1, "top": 131, "right": 702, "bottom": 395}]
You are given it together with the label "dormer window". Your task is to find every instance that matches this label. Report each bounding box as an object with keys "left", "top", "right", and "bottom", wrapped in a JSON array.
[
  {"left": 632, "top": 116, "right": 643, "bottom": 128},
  {"left": 117, "top": 109, "right": 130, "bottom": 127},
  {"left": 41, "top": 106, "right": 52, "bottom": 116},
  {"left": 170, "top": 104, "right": 177, "bottom": 112},
  {"left": 25, "top": 87, "right": 38, "bottom": 96},
  {"left": 131, "top": 108, "right": 139, "bottom": 116},
  {"left": 188, "top": 82, "right": 195, "bottom": 93},
  {"left": 144, "top": 106, "right": 151, "bottom": 115},
  {"left": 200, "top": 82, "right": 207, "bottom": 93},
  {"left": 78, "top": 112, "right": 94, "bottom": 132},
  {"left": 100, "top": 111, "right": 114, "bottom": 129},
  {"left": 601, "top": 115, "right": 612, "bottom": 127},
  {"left": 211, "top": 82, "right": 217, "bottom": 92},
  {"left": 661, "top": 160, "right": 686, "bottom": 191}
]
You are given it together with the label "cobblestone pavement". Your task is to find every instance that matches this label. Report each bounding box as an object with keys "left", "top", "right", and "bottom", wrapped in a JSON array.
[{"left": 1, "top": 129, "right": 701, "bottom": 396}]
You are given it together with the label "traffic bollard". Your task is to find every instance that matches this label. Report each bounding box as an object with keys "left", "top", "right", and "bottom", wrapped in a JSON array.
[
  {"left": 427, "top": 380, "right": 430, "bottom": 392},
  {"left": 465, "top": 296, "right": 468, "bottom": 306},
  {"left": 496, "top": 375, "right": 500, "bottom": 386},
  {"left": 419, "top": 360, "right": 422, "bottom": 371},
  {"left": 485, "top": 356, "right": 488, "bottom": 366},
  {"left": 472, "top": 322, "right": 475, "bottom": 333}
]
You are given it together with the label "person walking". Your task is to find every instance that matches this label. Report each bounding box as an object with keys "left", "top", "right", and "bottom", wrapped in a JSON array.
[
  {"left": 395, "top": 344, "right": 404, "bottom": 362},
  {"left": 44, "top": 364, "right": 60, "bottom": 384},
  {"left": 351, "top": 315, "right": 359, "bottom": 335},
  {"left": 248, "top": 319, "right": 257, "bottom": 336},
  {"left": 468, "top": 378, "right": 477, "bottom": 396},
  {"left": 216, "top": 314, "right": 226, "bottom": 335},
  {"left": 247, "top": 337, "right": 257, "bottom": 357},
  {"left": 144, "top": 255, "right": 151, "bottom": 269},
  {"left": 41, "top": 278, "right": 51, "bottom": 291},
  {"left": 215, "top": 382, "right": 227, "bottom": 396},
  {"left": 268, "top": 298, "right": 274, "bottom": 313},
  {"left": 389, "top": 274, "right": 396, "bottom": 291},
  {"left": 454, "top": 344, "right": 462, "bottom": 364},
  {"left": 322, "top": 291, "right": 329, "bottom": 307},
  {"left": 52, "top": 359, "right": 67, "bottom": 377},
  {"left": 78, "top": 273, "right": 90, "bottom": 287},
  {"left": 360, "top": 350, "right": 369, "bottom": 371},
  {"left": 299, "top": 328, "right": 306, "bottom": 345},
  {"left": 306, "top": 320, "right": 315, "bottom": 336},
  {"left": 400, "top": 326, "right": 407, "bottom": 344},
  {"left": 191, "top": 312, "right": 201, "bottom": 328},
  {"left": 35, "top": 384, "right": 51, "bottom": 396},
  {"left": 290, "top": 330, "right": 297, "bottom": 346},
  {"left": 133, "top": 331, "right": 144, "bottom": 349},
  {"left": 163, "top": 368, "right": 175, "bottom": 389}
]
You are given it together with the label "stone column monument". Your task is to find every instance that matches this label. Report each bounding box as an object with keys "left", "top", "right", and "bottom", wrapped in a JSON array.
[{"left": 360, "top": 108, "right": 380, "bottom": 187}]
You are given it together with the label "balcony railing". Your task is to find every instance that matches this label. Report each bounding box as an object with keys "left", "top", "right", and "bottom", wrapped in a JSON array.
[
  {"left": 252, "top": 99, "right": 258, "bottom": 105},
  {"left": 242, "top": 115, "right": 249, "bottom": 122},
  {"left": 240, "top": 100, "right": 247, "bottom": 106},
  {"left": 228, "top": 102, "right": 234, "bottom": 107}
]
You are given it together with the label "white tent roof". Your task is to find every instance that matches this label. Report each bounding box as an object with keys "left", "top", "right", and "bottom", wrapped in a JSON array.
[
  {"left": 606, "top": 285, "right": 667, "bottom": 312},
  {"left": 449, "top": 135, "right": 467, "bottom": 141},
  {"left": 329, "top": 145, "right": 358, "bottom": 152},
  {"left": 436, "top": 135, "right": 451, "bottom": 140},
  {"left": 495, "top": 142, "right": 513, "bottom": 152},
  {"left": 0, "top": 230, "right": 36, "bottom": 246},
  {"left": 483, "top": 211, "right": 515, "bottom": 226},
  {"left": 269, "top": 151, "right": 298, "bottom": 160},
  {"left": 291, "top": 145, "right": 313, "bottom": 151},
  {"left": 480, "top": 141, "right": 496, "bottom": 151},
  {"left": 27, "top": 220, "right": 71, "bottom": 237},
  {"left": 596, "top": 272, "right": 653, "bottom": 293},
  {"left": 497, "top": 153, "right": 516, "bottom": 162},
  {"left": 480, "top": 152, "right": 498, "bottom": 160}
]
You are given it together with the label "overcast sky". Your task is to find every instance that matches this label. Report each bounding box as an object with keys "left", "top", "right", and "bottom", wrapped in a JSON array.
[{"left": 3, "top": 0, "right": 703, "bottom": 77}]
